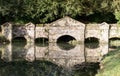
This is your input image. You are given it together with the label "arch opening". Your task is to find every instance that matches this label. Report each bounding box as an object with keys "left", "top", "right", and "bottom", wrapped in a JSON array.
[
  {"left": 109, "top": 37, "right": 120, "bottom": 49},
  {"left": 57, "top": 35, "right": 76, "bottom": 43},
  {"left": 35, "top": 38, "right": 48, "bottom": 47},
  {"left": 85, "top": 37, "right": 99, "bottom": 49},
  {"left": 12, "top": 37, "right": 27, "bottom": 46},
  {"left": 57, "top": 35, "right": 76, "bottom": 50}
]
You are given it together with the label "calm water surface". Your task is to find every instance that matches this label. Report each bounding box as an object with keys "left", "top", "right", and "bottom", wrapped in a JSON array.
[{"left": 0, "top": 42, "right": 110, "bottom": 76}]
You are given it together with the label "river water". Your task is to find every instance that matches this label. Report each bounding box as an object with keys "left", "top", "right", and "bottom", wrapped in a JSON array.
[{"left": 0, "top": 41, "right": 111, "bottom": 76}]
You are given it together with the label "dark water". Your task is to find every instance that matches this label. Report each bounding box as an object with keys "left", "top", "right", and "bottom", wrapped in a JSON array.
[{"left": 0, "top": 42, "right": 109, "bottom": 76}]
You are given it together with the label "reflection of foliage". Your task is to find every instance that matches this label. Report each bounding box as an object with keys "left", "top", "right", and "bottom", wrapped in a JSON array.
[
  {"left": 0, "top": 60, "right": 99, "bottom": 76},
  {"left": 73, "top": 63, "right": 99, "bottom": 76},
  {"left": 0, "top": 60, "right": 64, "bottom": 76},
  {"left": 96, "top": 49, "right": 120, "bottom": 76}
]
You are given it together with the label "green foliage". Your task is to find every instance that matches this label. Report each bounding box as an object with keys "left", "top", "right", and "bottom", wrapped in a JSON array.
[
  {"left": 112, "top": 0, "right": 120, "bottom": 23},
  {"left": 0, "top": 0, "right": 118, "bottom": 24},
  {"left": 115, "top": 11, "right": 120, "bottom": 24}
]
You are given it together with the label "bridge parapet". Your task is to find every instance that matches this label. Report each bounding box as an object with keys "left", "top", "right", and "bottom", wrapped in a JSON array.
[
  {"left": 12, "top": 24, "right": 26, "bottom": 38},
  {"left": 85, "top": 22, "right": 109, "bottom": 43},
  {"left": 109, "top": 24, "right": 120, "bottom": 38},
  {"left": 35, "top": 26, "right": 48, "bottom": 39},
  {"left": 2, "top": 17, "right": 120, "bottom": 43},
  {"left": 1, "top": 22, "right": 12, "bottom": 42}
]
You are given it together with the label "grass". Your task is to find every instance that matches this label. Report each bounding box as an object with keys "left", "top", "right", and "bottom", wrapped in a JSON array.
[{"left": 96, "top": 48, "right": 120, "bottom": 76}]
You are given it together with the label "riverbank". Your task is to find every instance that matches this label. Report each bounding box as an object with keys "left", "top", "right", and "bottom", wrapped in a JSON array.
[{"left": 96, "top": 48, "right": 120, "bottom": 76}]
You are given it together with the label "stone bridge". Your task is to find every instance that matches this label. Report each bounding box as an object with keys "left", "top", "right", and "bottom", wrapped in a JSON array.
[
  {"left": 1, "top": 16, "right": 120, "bottom": 43},
  {"left": 0, "top": 42, "right": 108, "bottom": 69}
]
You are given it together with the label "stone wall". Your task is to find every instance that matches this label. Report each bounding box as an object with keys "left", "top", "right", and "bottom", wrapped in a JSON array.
[
  {"left": 109, "top": 24, "right": 120, "bottom": 39},
  {"left": 85, "top": 22, "right": 109, "bottom": 43},
  {"left": 48, "top": 16, "right": 85, "bottom": 43},
  {"left": 35, "top": 26, "right": 48, "bottom": 38},
  {"left": 1, "top": 22, "right": 12, "bottom": 42},
  {"left": 1, "top": 16, "right": 120, "bottom": 43},
  {"left": 24, "top": 23, "right": 35, "bottom": 43}
]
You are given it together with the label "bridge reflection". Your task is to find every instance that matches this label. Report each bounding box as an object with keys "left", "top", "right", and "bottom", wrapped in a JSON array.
[{"left": 0, "top": 42, "right": 108, "bottom": 69}]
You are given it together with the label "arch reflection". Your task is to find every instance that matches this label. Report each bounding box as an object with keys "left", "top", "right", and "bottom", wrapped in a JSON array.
[
  {"left": 0, "top": 42, "right": 109, "bottom": 69},
  {"left": 35, "top": 37, "right": 48, "bottom": 46},
  {"left": 109, "top": 37, "right": 120, "bottom": 49},
  {"left": 85, "top": 37, "right": 100, "bottom": 49}
]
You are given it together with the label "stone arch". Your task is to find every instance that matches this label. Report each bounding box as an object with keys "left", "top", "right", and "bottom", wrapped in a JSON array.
[
  {"left": 56, "top": 35, "right": 76, "bottom": 50},
  {"left": 57, "top": 35, "right": 76, "bottom": 43},
  {"left": 85, "top": 37, "right": 100, "bottom": 49}
]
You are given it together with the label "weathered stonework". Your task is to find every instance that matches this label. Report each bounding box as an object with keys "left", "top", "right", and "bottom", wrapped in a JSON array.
[
  {"left": 1, "top": 22, "right": 12, "bottom": 42},
  {"left": 1, "top": 22, "right": 35, "bottom": 43},
  {"left": 0, "top": 43, "right": 108, "bottom": 68},
  {"left": 2, "top": 16, "right": 120, "bottom": 68},
  {"left": 85, "top": 22, "right": 109, "bottom": 44},
  {"left": 24, "top": 23, "right": 35, "bottom": 43},
  {"left": 48, "top": 16, "right": 85, "bottom": 43},
  {"left": 85, "top": 44, "right": 108, "bottom": 62},
  {"left": 109, "top": 24, "right": 120, "bottom": 39},
  {"left": 35, "top": 26, "right": 48, "bottom": 38},
  {"left": 1, "top": 16, "right": 120, "bottom": 43}
]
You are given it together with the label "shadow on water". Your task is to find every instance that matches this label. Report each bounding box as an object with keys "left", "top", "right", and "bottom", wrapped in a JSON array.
[
  {"left": 73, "top": 62, "right": 100, "bottom": 76},
  {"left": 0, "top": 40, "right": 103, "bottom": 76},
  {"left": 35, "top": 38, "right": 48, "bottom": 47},
  {"left": 12, "top": 37, "right": 27, "bottom": 47},
  {"left": 0, "top": 60, "right": 100, "bottom": 76},
  {"left": 85, "top": 37, "right": 100, "bottom": 49}
]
